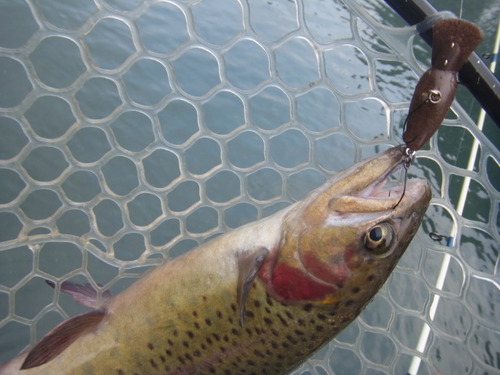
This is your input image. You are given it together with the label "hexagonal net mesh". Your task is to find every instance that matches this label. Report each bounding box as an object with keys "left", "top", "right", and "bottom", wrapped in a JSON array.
[{"left": 0, "top": 0, "right": 498, "bottom": 374}]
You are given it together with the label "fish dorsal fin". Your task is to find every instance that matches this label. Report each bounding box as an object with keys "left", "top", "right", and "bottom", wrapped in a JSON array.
[
  {"left": 236, "top": 247, "right": 268, "bottom": 327},
  {"left": 46, "top": 280, "right": 112, "bottom": 308},
  {"left": 21, "top": 309, "right": 106, "bottom": 369}
]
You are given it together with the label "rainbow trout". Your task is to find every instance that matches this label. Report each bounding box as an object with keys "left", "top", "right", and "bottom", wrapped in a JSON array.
[{"left": 1, "top": 146, "right": 431, "bottom": 375}]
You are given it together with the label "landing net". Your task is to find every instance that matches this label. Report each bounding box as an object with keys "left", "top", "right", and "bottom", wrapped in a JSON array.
[{"left": 0, "top": 0, "right": 498, "bottom": 374}]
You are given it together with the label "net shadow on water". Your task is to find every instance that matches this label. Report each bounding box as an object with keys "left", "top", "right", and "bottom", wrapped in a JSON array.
[{"left": 0, "top": 0, "right": 498, "bottom": 374}]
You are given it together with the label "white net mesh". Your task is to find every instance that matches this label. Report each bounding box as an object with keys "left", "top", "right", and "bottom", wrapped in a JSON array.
[{"left": 0, "top": 0, "right": 498, "bottom": 374}]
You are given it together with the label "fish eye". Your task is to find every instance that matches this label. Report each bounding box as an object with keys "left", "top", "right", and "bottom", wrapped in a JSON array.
[{"left": 364, "top": 223, "right": 394, "bottom": 256}]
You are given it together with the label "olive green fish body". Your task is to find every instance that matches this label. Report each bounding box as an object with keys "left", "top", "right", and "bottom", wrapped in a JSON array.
[{"left": 1, "top": 146, "right": 431, "bottom": 375}]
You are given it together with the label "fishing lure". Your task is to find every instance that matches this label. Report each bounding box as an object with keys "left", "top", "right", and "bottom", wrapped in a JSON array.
[{"left": 403, "top": 18, "right": 483, "bottom": 151}]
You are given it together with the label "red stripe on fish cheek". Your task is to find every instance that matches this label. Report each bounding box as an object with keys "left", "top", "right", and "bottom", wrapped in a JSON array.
[{"left": 265, "top": 262, "right": 337, "bottom": 302}]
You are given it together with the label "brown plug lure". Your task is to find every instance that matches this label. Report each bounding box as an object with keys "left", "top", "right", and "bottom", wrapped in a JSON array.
[{"left": 403, "top": 18, "right": 483, "bottom": 151}]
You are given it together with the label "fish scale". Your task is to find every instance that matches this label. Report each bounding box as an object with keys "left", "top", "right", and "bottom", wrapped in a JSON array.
[
  {"left": 108, "top": 259, "right": 389, "bottom": 375},
  {"left": 0, "top": 146, "right": 431, "bottom": 375},
  {"left": 134, "top": 282, "right": 346, "bottom": 375}
]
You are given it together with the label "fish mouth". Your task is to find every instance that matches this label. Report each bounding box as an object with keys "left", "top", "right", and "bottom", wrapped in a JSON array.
[
  {"left": 326, "top": 146, "right": 431, "bottom": 218},
  {"left": 299, "top": 145, "right": 432, "bottom": 227}
]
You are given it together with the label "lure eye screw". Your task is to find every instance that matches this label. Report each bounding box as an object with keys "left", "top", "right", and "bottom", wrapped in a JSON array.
[{"left": 428, "top": 89, "right": 442, "bottom": 104}]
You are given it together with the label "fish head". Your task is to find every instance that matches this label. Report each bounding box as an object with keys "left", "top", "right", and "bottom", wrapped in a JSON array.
[{"left": 259, "top": 146, "right": 431, "bottom": 310}]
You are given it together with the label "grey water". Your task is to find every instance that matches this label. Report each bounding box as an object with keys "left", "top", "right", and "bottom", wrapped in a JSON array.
[{"left": 0, "top": 0, "right": 499, "bottom": 374}]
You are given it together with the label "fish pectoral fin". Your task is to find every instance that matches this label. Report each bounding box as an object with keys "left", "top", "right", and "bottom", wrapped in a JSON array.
[
  {"left": 236, "top": 247, "right": 269, "bottom": 327},
  {"left": 21, "top": 309, "right": 106, "bottom": 369},
  {"left": 46, "top": 280, "right": 112, "bottom": 308}
]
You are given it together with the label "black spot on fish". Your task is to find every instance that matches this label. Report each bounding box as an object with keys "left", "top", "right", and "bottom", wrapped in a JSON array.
[
  {"left": 206, "top": 337, "right": 213, "bottom": 345},
  {"left": 192, "top": 310, "right": 198, "bottom": 317},
  {"left": 212, "top": 333, "right": 221, "bottom": 341},
  {"left": 230, "top": 303, "right": 237, "bottom": 312},
  {"left": 201, "top": 343, "right": 207, "bottom": 350},
  {"left": 216, "top": 310, "right": 223, "bottom": 319},
  {"left": 185, "top": 353, "right": 193, "bottom": 362},
  {"left": 263, "top": 317, "right": 273, "bottom": 325},
  {"left": 265, "top": 306, "right": 271, "bottom": 314},
  {"left": 231, "top": 328, "right": 239, "bottom": 335},
  {"left": 245, "top": 310, "right": 255, "bottom": 318},
  {"left": 265, "top": 294, "right": 274, "bottom": 306},
  {"left": 366, "top": 274, "right": 375, "bottom": 282},
  {"left": 276, "top": 313, "right": 288, "bottom": 326},
  {"left": 202, "top": 295, "right": 207, "bottom": 301},
  {"left": 205, "top": 318, "right": 212, "bottom": 326},
  {"left": 186, "top": 330, "right": 194, "bottom": 338},
  {"left": 116, "top": 370, "right": 124, "bottom": 375},
  {"left": 227, "top": 316, "right": 234, "bottom": 324},
  {"left": 147, "top": 342, "right": 154, "bottom": 350},
  {"left": 167, "top": 339, "right": 174, "bottom": 346},
  {"left": 178, "top": 356, "right": 186, "bottom": 365},
  {"left": 182, "top": 341, "right": 189, "bottom": 348},
  {"left": 193, "top": 349, "right": 201, "bottom": 357},
  {"left": 317, "top": 313, "right": 327, "bottom": 321},
  {"left": 160, "top": 355, "right": 166, "bottom": 363},
  {"left": 285, "top": 311, "right": 293, "bottom": 319},
  {"left": 247, "top": 359, "right": 256, "bottom": 366},
  {"left": 315, "top": 325, "right": 324, "bottom": 332},
  {"left": 271, "top": 328, "right": 279, "bottom": 337},
  {"left": 253, "top": 349, "right": 265, "bottom": 358},
  {"left": 295, "top": 329, "right": 305, "bottom": 336},
  {"left": 220, "top": 346, "right": 227, "bottom": 353},
  {"left": 303, "top": 303, "right": 313, "bottom": 312},
  {"left": 245, "top": 327, "right": 253, "bottom": 336},
  {"left": 345, "top": 299, "right": 355, "bottom": 307},
  {"left": 209, "top": 367, "right": 216, "bottom": 373},
  {"left": 194, "top": 322, "right": 200, "bottom": 329},
  {"left": 165, "top": 349, "right": 172, "bottom": 357},
  {"left": 277, "top": 353, "right": 285, "bottom": 360},
  {"left": 352, "top": 286, "right": 361, "bottom": 294},
  {"left": 223, "top": 334, "right": 230, "bottom": 342},
  {"left": 224, "top": 370, "right": 231, "bottom": 375},
  {"left": 286, "top": 334, "right": 298, "bottom": 344},
  {"left": 173, "top": 329, "right": 178, "bottom": 337},
  {"left": 150, "top": 359, "right": 158, "bottom": 370},
  {"left": 282, "top": 342, "right": 290, "bottom": 349},
  {"left": 253, "top": 300, "right": 261, "bottom": 308}
]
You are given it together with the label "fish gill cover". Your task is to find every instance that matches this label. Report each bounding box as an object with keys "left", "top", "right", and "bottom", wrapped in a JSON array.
[{"left": 0, "top": 0, "right": 498, "bottom": 374}]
